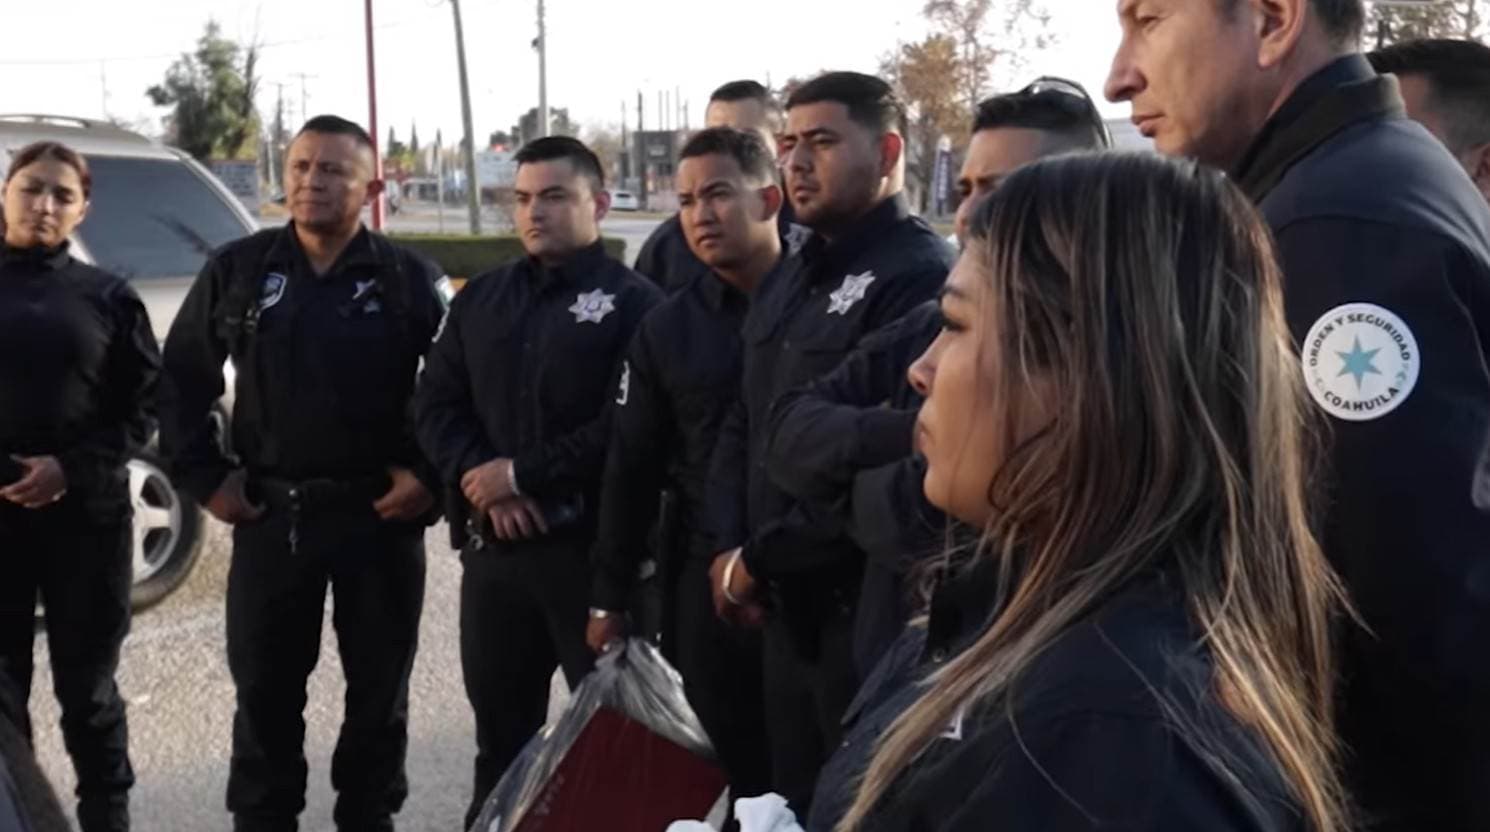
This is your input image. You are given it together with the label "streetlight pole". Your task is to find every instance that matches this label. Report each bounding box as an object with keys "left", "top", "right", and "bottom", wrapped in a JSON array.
[
  {"left": 537, "top": 0, "right": 550, "bottom": 138},
  {"left": 364, "top": 0, "right": 385, "bottom": 230},
  {"left": 450, "top": 0, "right": 482, "bottom": 234}
]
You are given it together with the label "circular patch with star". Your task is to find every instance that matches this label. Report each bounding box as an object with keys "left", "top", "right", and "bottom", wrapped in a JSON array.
[{"left": 1300, "top": 302, "right": 1420, "bottom": 422}]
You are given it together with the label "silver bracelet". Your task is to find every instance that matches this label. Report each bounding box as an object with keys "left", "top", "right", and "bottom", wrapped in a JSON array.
[
  {"left": 721, "top": 550, "right": 745, "bottom": 606},
  {"left": 505, "top": 460, "right": 522, "bottom": 497},
  {"left": 589, "top": 608, "right": 615, "bottom": 619}
]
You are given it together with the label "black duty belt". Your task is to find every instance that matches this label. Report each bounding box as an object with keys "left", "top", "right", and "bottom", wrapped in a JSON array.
[{"left": 251, "top": 474, "right": 389, "bottom": 554}]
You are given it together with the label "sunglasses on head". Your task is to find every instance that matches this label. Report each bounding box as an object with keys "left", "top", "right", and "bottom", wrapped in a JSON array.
[{"left": 1014, "top": 76, "right": 1113, "bottom": 147}]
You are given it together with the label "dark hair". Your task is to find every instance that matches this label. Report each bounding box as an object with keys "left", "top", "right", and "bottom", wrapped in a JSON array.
[
  {"left": 296, "top": 115, "right": 375, "bottom": 152},
  {"left": 679, "top": 127, "right": 778, "bottom": 184},
  {"left": 1219, "top": 0, "right": 1364, "bottom": 45},
  {"left": 5, "top": 141, "right": 91, "bottom": 197},
  {"left": 1369, "top": 38, "right": 1490, "bottom": 152},
  {"left": 1312, "top": 0, "right": 1366, "bottom": 43},
  {"left": 514, "top": 135, "right": 605, "bottom": 191},
  {"left": 786, "top": 71, "right": 906, "bottom": 136},
  {"left": 974, "top": 77, "right": 1111, "bottom": 151},
  {"left": 710, "top": 79, "right": 771, "bottom": 104}
]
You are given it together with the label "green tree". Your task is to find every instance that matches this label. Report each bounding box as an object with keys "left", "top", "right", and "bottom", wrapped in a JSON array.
[
  {"left": 1370, "top": 0, "right": 1485, "bottom": 45},
  {"left": 147, "top": 21, "right": 260, "bottom": 161}
]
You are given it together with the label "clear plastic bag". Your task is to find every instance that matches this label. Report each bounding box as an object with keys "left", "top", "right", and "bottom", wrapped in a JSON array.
[{"left": 469, "top": 638, "right": 725, "bottom": 832}]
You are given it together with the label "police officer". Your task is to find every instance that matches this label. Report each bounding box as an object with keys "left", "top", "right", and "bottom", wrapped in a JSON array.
[
  {"left": 0, "top": 141, "right": 158, "bottom": 832},
  {"left": 159, "top": 115, "right": 445, "bottom": 832},
  {"left": 766, "top": 78, "right": 1113, "bottom": 675},
  {"left": 586, "top": 127, "right": 786, "bottom": 801},
  {"left": 1106, "top": 3, "right": 1490, "bottom": 828},
  {"left": 632, "top": 80, "right": 806, "bottom": 293},
  {"left": 414, "top": 136, "right": 661, "bottom": 827},
  {"left": 1369, "top": 38, "right": 1490, "bottom": 204},
  {"left": 706, "top": 71, "right": 954, "bottom": 814}
]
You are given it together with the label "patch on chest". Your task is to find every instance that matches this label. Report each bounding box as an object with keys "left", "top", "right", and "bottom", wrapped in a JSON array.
[
  {"left": 259, "top": 272, "right": 288, "bottom": 311},
  {"left": 570, "top": 288, "right": 617, "bottom": 324},
  {"left": 1300, "top": 302, "right": 1420, "bottom": 422},
  {"left": 828, "top": 271, "right": 876, "bottom": 315},
  {"left": 353, "top": 279, "right": 382, "bottom": 314}
]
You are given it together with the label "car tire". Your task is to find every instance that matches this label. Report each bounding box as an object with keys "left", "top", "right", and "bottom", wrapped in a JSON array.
[{"left": 127, "top": 451, "right": 204, "bottom": 610}]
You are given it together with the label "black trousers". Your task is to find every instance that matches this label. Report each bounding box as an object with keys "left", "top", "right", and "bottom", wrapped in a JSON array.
[
  {"left": 671, "top": 560, "right": 772, "bottom": 801},
  {"left": 761, "top": 602, "right": 858, "bottom": 817},
  {"left": 460, "top": 533, "right": 595, "bottom": 829},
  {"left": 225, "top": 496, "right": 426, "bottom": 832},
  {"left": 0, "top": 500, "right": 134, "bottom": 832}
]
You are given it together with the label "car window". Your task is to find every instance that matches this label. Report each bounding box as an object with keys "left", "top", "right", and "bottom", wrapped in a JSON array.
[{"left": 73, "top": 155, "right": 253, "bottom": 280}]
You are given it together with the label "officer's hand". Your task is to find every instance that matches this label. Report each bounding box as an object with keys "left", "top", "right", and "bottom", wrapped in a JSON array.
[
  {"left": 709, "top": 548, "right": 764, "bottom": 627},
  {"left": 372, "top": 467, "right": 435, "bottom": 521},
  {"left": 205, "top": 469, "right": 266, "bottom": 525},
  {"left": 0, "top": 456, "right": 67, "bottom": 509},
  {"left": 487, "top": 497, "right": 549, "bottom": 541},
  {"left": 585, "top": 612, "right": 627, "bottom": 655},
  {"left": 461, "top": 458, "right": 516, "bottom": 512}
]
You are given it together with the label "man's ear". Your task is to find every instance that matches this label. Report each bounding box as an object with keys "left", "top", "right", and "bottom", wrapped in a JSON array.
[
  {"left": 366, "top": 179, "right": 386, "bottom": 204},
  {"left": 880, "top": 131, "right": 905, "bottom": 179},
  {"left": 1253, "top": 0, "right": 1309, "bottom": 71},
  {"left": 1468, "top": 141, "right": 1490, "bottom": 205},
  {"left": 593, "top": 188, "right": 612, "bottom": 223},
  {"left": 759, "top": 183, "right": 784, "bottom": 222}
]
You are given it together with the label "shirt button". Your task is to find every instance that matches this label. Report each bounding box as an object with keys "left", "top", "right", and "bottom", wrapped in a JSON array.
[{"left": 931, "top": 648, "right": 948, "bottom": 663}]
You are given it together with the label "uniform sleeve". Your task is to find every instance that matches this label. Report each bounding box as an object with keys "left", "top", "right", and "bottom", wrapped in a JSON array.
[
  {"left": 590, "top": 327, "right": 673, "bottom": 612},
  {"left": 932, "top": 713, "right": 1266, "bottom": 831},
  {"left": 159, "top": 256, "right": 234, "bottom": 503},
  {"left": 848, "top": 457, "right": 944, "bottom": 568},
  {"left": 705, "top": 396, "right": 751, "bottom": 555},
  {"left": 1273, "top": 218, "right": 1490, "bottom": 695},
  {"left": 56, "top": 282, "right": 161, "bottom": 489},
  {"left": 510, "top": 283, "right": 664, "bottom": 499},
  {"left": 399, "top": 254, "right": 450, "bottom": 494},
  {"left": 765, "top": 306, "right": 931, "bottom": 503},
  {"left": 414, "top": 288, "right": 497, "bottom": 485}
]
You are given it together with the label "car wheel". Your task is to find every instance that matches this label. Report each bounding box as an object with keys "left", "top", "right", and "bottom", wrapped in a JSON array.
[{"left": 127, "top": 451, "right": 203, "bottom": 610}]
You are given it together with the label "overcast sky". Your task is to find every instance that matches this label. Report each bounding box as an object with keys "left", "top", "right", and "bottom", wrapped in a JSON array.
[{"left": 3, "top": 0, "right": 1128, "bottom": 146}]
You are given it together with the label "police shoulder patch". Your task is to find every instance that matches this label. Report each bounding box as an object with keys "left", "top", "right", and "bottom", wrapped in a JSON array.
[
  {"left": 1300, "top": 302, "right": 1420, "bottom": 422},
  {"left": 259, "top": 272, "right": 288, "bottom": 311}
]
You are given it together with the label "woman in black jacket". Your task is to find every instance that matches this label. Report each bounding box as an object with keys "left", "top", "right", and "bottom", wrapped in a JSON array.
[
  {"left": 0, "top": 141, "right": 159, "bottom": 832},
  {"left": 809, "top": 153, "right": 1352, "bottom": 832}
]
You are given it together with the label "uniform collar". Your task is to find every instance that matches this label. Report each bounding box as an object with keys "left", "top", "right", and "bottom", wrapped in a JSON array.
[
  {"left": 265, "top": 222, "right": 380, "bottom": 277},
  {"left": 923, "top": 549, "right": 1000, "bottom": 662},
  {"left": 529, "top": 240, "right": 609, "bottom": 285},
  {"left": 800, "top": 193, "right": 911, "bottom": 282},
  {"left": 699, "top": 254, "right": 781, "bottom": 312},
  {"left": 1, "top": 241, "right": 72, "bottom": 271},
  {"left": 1230, "top": 54, "right": 1404, "bottom": 203}
]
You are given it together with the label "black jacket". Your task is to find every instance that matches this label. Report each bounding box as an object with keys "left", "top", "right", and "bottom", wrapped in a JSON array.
[
  {"left": 765, "top": 299, "right": 946, "bottom": 672},
  {"left": 706, "top": 195, "right": 953, "bottom": 640},
  {"left": 633, "top": 204, "right": 809, "bottom": 294},
  {"left": 416, "top": 241, "right": 662, "bottom": 540},
  {"left": 808, "top": 566, "right": 1303, "bottom": 832},
  {"left": 0, "top": 244, "right": 159, "bottom": 512},
  {"left": 589, "top": 266, "right": 771, "bottom": 612},
  {"left": 1231, "top": 55, "right": 1490, "bottom": 827},
  {"left": 159, "top": 225, "right": 445, "bottom": 503}
]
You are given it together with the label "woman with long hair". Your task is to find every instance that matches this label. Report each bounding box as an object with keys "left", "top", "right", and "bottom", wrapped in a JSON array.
[
  {"left": 807, "top": 153, "right": 1351, "bottom": 831},
  {"left": 0, "top": 141, "right": 158, "bottom": 832}
]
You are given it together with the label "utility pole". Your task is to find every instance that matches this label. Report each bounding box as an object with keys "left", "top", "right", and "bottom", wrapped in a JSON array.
[
  {"left": 436, "top": 128, "right": 446, "bottom": 234},
  {"left": 637, "top": 91, "right": 647, "bottom": 210},
  {"left": 364, "top": 0, "right": 385, "bottom": 230},
  {"left": 620, "top": 99, "right": 630, "bottom": 184},
  {"left": 289, "top": 72, "right": 316, "bottom": 122},
  {"left": 450, "top": 0, "right": 482, "bottom": 234},
  {"left": 537, "top": 0, "right": 550, "bottom": 138}
]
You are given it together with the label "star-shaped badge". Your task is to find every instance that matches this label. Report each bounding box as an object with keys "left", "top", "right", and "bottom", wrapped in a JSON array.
[
  {"left": 828, "top": 271, "right": 876, "bottom": 316},
  {"left": 1336, "top": 335, "right": 1382, "bottom": 390},
  {"left": 570, "top": 288, "right": 617, "bottom": 324}
]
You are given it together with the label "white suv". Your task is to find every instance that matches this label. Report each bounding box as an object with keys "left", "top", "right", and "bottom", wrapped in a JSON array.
[{"left": 0, "top": 115, "right": 259, "bottom": 609}]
